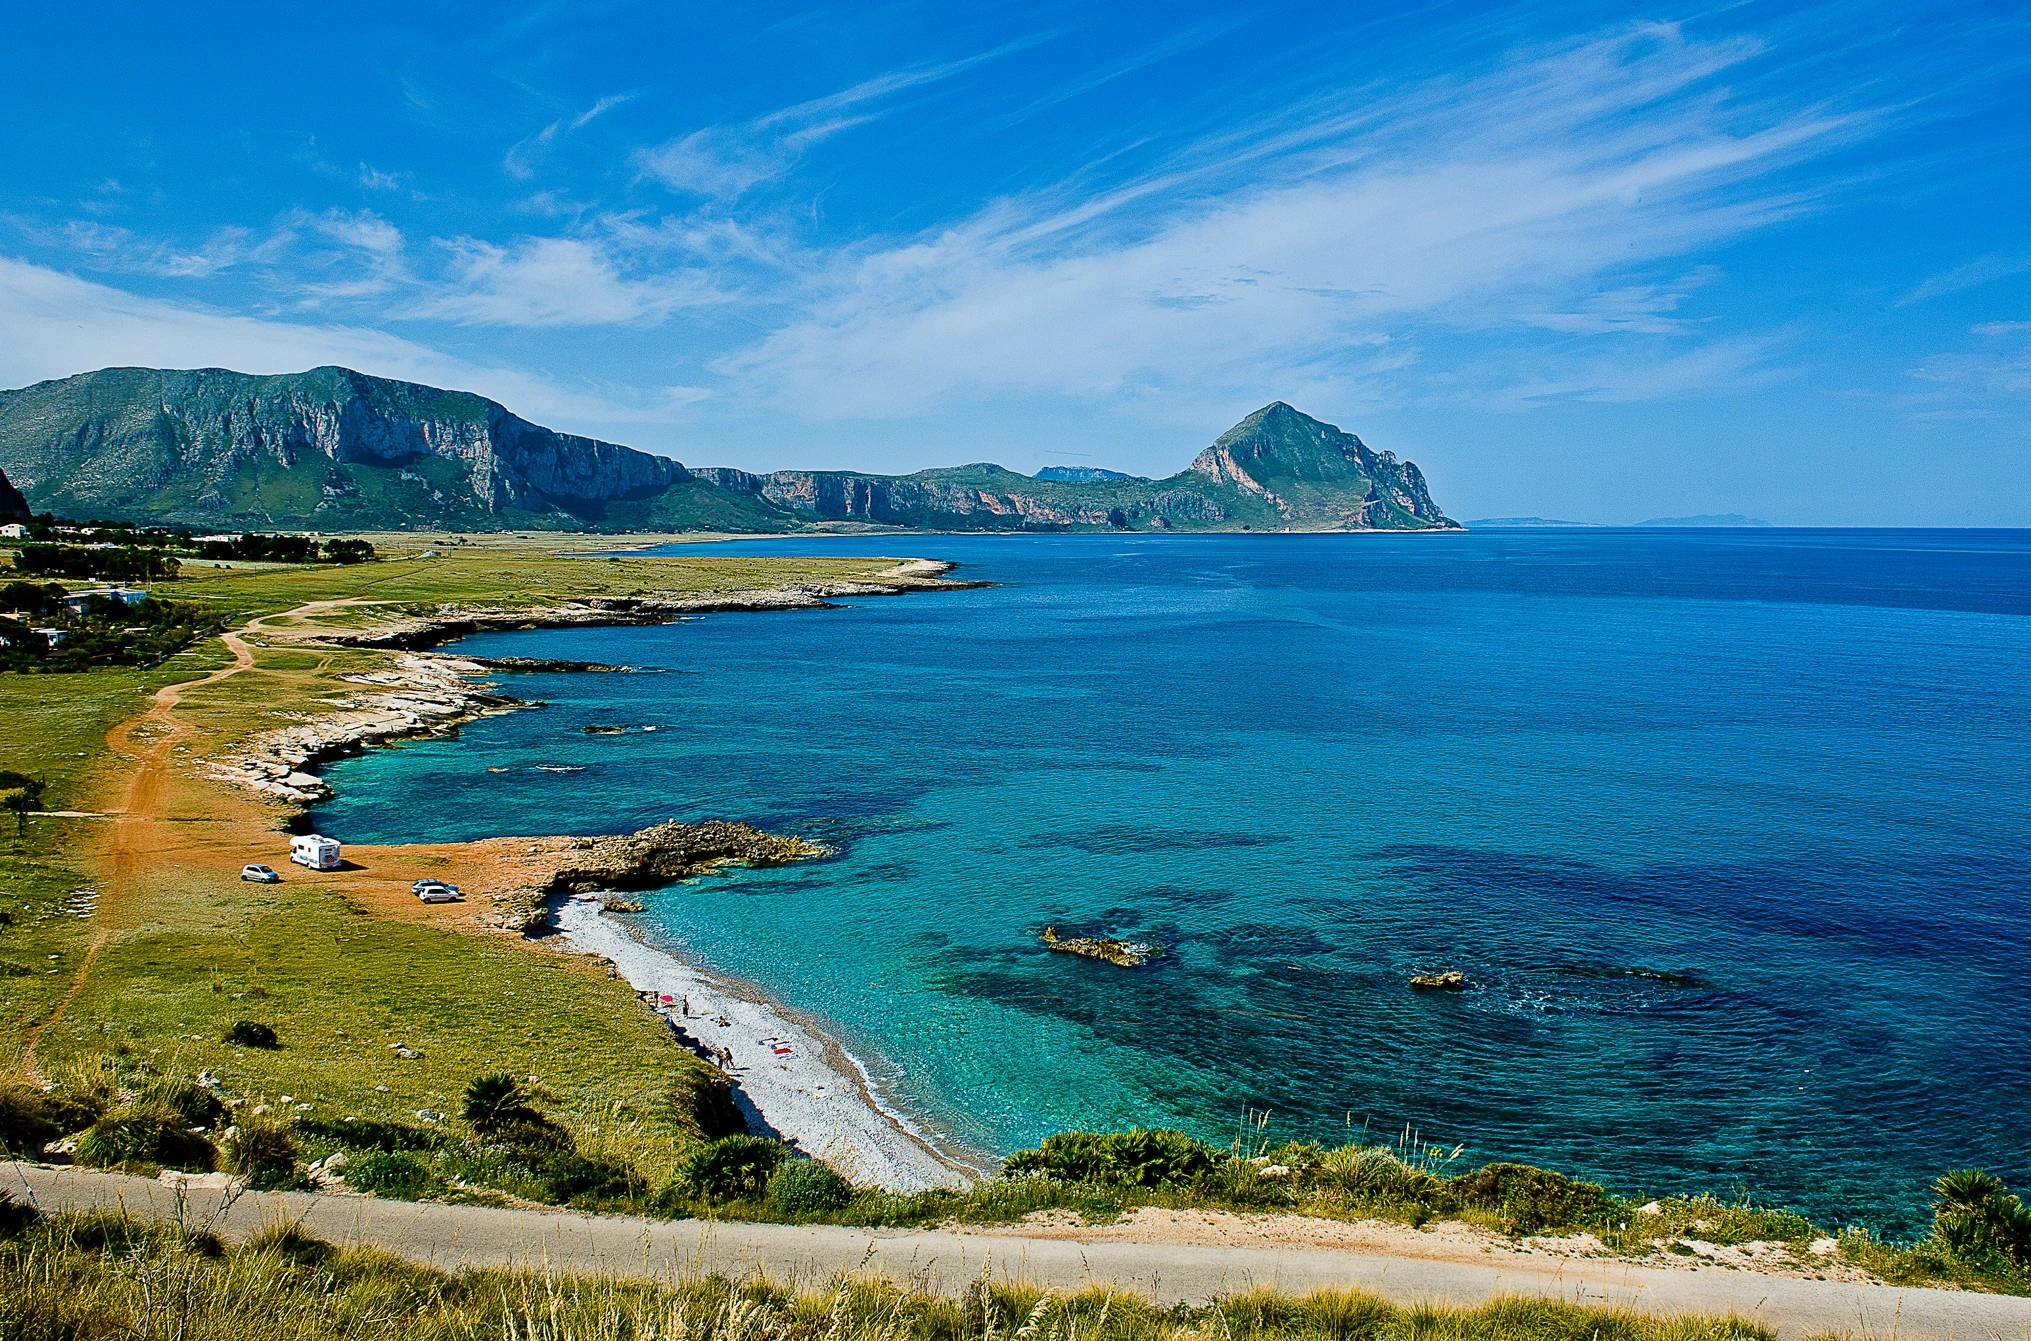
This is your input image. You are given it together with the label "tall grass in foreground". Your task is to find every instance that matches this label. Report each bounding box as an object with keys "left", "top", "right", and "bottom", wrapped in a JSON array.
[{"left": 0, "top": 1206, "right": 1774, "bottom": 1341}]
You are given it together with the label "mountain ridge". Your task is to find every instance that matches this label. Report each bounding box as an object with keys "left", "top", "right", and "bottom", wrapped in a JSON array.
[{"left": 0, "top": 366, "right": 1455, "bottom": 534}]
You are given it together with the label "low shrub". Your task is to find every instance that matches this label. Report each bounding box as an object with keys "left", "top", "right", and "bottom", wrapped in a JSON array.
[
  {"left": 538, "top": 1152, "right": 649, "bottom": 1208},
  {"left": 1315, "top": 1145, "right": 1449, "bottom": 1209},
  {"left": 674, "top": 1134, "right": 787, "bottom": 1203},
  {"left": 138, "top": 1077, "right": 227, "bottom": 1130},
  {"left": 295, "top": 1116, "right": 445, "bottom": 1153},
  {"left": 73, "top": 1106, "right": 218, "bottom": 1174},
  {"left": 226, "top": 1116, "right": 304, "bottom": 1190},
  {"left": 462, "top": 1073, "right": 543, "bottom": 1137},
  {"left": 0, "top": 1191, "right": 39, "bottom": 1239},
  {"left": 0, "top": 1083, "right": 65, "bottom": 1157},
  {"left": 1447, "top": 1162, "right": 1615, "bottom": 1234},
  {"left": 343, "top": 1150, "right": 441, "bottom": 1200},
  {"left": 767, "top": 1158, "right": 854, "bottom": 1214},
  {"left": 224, "top": 1020, "right": 279, "bottom": 1049},
  {"left": 668, "top": 1065, "right": 747, "bottom": 1140},
  {"left": 242, "top": 1224, "right": 337, "bottom": 1269},
  {"left": 1003, "top": 1129, "right": 1218, "bottom": 1188},
  {"left": 38, "top": 1210, "right": 222, "bottom": 1259},
  {"left": 1932, "top": 1169, "right": 2031, "bottom": 1270}
]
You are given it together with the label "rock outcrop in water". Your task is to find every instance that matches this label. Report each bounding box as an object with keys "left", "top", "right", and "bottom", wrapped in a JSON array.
[
  {"left": 0, "top": 366, "right": 1455, "bottom": 533},
  {"left": 1041, "top": 927, "right": 1159, "bottom": 968}
]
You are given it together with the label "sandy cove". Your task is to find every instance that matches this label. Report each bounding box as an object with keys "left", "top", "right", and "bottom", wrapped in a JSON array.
[{"left": 552, "top": 896, "right": 978, "bottom": 1191}]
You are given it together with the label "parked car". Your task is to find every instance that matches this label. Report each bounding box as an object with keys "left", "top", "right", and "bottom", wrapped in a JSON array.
[
  {"left": 413, "top": 879, "right": 461, "bottom": 903},
  {"left": 240, "top": 863, "right": 281, "bottom": 883}
]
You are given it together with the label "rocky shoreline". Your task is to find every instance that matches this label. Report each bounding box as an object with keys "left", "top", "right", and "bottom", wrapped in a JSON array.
[
  {"left": 204, "top": 653, "right": 524, "bottom": 806},
  {"left": 464, "top": 821, "right": 828, "bottom": 934},
  {"left": 206, "top": 569, "right": 973, "bottom": 807},
  {"left": 321, "top": 568, "right": 981, "bottom": 653}
]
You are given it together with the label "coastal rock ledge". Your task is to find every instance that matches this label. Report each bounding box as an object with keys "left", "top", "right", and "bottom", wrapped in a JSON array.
[
  {"left": 204, "top": 654, "right": 520, "bottom": 805},
  {"left": 476, "top": 821, "right": 828, "bottom": 934}
]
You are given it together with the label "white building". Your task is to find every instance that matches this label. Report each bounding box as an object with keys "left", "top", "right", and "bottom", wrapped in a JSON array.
[{"left": 0, "top": 524, "right": 28, "bottom": 540}]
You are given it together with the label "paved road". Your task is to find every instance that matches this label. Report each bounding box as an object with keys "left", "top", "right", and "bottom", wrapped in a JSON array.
[{"left": 8, "top": 1164, "right": 2030, "bottom": 1339}]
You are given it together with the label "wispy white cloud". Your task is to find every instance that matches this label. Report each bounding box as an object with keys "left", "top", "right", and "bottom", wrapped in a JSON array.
[
  {"left": 0, "top": 255, "right": 704, "bottom": 436},
  {"left": 713, "top": 24, "right": 1861, "bottom": 419},
  {"left": 1905, "top": 322, "right": 2031, "bottom": 416},
  {"left": 636, "top": 41, "right": 1045, "bottom": 200},
  {"left": 1900, "top": 250, "right": 2031, "bottom": 306},
  {"left": 411, "top": 234, "right": 719, "bottom": 327},
  {"left": 505, "top": 91, "right": 640, "bottom": 180},
  {"left": 357, "top": 164, "right": 409, "bottom": 192},
  {"left": 52, "top": 222, "right": 267, "bottom": 279}
]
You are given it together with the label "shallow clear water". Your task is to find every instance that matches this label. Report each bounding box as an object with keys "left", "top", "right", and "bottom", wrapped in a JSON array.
[{"left": 315, "top": 530, "right": 2031, "bottom": 1233}]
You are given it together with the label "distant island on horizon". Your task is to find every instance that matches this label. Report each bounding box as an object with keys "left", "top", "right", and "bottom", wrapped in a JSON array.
[{"left": 0, "top": 366, "right": 1454, "bottom": 536}]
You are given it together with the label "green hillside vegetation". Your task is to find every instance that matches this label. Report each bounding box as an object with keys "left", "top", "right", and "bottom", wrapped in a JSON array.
[{"left": 0, "top": 367, "right": 1455, "bottom": 534}]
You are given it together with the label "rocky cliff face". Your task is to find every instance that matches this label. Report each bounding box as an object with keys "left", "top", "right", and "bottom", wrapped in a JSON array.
[
  {"left": 0, "top": 367, "right": 1453, "bottom": 533},
  {"left": 1185, "top": 402, "right": 1453, "bottom": 529},
  {"left": 0, "top": 465, "right": 27, "bottom": 523},
  {"left": 0, "top": 366, "right": 693, "bottom": 528}
]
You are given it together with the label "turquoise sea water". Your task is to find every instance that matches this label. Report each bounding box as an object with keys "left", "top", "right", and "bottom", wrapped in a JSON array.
[{"left": 315, "top": 530, "right": 2031, "bottom": 1233}]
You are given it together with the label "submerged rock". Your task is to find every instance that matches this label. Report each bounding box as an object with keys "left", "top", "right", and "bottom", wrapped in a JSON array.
[
  {"left": 1041, "top": 926, "right": 1158, "bottom": 968},
  {"left": 1410, "top": 970, "right": 1468, "bottom": 990}
]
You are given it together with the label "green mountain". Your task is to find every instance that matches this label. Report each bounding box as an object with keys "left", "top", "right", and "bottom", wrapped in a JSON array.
[
  {"left": 0, "top": 466, "right": 26, "bottom": 523},
  {"left": 0, "top": 367, "right": 1455, "bottom": 534}
]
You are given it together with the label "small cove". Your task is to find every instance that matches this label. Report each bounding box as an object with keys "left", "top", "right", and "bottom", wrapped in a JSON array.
[{"left": 314, "top": 530, "right": 2031, "bottom": 1235}]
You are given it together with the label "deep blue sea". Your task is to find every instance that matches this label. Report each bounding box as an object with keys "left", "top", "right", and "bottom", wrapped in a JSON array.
[{"left": 315, "top": 530, "right": 2031, "bottom": 1234}]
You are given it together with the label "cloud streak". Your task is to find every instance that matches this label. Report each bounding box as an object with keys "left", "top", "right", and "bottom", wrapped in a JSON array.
[{"left": 714, "top": 24, "right": 1861, "bottom": 419}]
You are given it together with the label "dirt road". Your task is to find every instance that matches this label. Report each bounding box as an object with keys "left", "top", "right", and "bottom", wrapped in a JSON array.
[{"left": 8, "top": 1164, "right": 2029, "bottom": 1340}]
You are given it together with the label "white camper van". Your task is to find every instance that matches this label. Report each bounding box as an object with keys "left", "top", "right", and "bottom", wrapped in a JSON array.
[{"left": 289, "top": 834, "right": 342, "bottom": 870}]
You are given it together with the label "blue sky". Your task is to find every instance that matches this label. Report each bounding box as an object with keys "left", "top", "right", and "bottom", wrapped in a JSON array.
[{"left": 1, "top": 2, "right": 2026, "bottom": 523}]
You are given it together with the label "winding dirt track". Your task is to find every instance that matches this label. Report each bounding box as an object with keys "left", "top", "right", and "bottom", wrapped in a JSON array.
[
  {"left": 7, "top": 1164, "right": 2031, "bottom": 1341},
  {"left": 18, "top": 602, "right": 377, "bottom": 1079}
]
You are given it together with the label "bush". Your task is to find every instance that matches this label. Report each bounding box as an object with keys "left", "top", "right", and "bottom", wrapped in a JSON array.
[
  {"left": 226, "top": 1117, "right": 303, "bottom": 1190},
  {"left": 1004, "top": 1129, "right": 1219, "bottom": 1188},
  {"left": 674, "top": 1135, "right": 788, "bottom": 1203},
  {"left": 224, "top": 1020, "right": 279, "bottom": 1049},
  {"left": 242, "top": 1224, "right": 337, "bottom": 1268},
  {"left": 343, "top": 1150, "right": 440, "bottom": 1200},
  {"left": 1932, "top": 1168, "right": 2031, "bottom": 1269},
  {"left": 0, "top": 1191, "right": 39, "bottom": 1239},
  {"left": 462, "top": 1072, "right": 541, "bottom": 1137},
  {"left": 294, "top": 1116, "right": 444, "bottom": 1153},
  {"left": 0, "top": 1083, "right": 64, "bottom": 1157},
  {"left": 1447, "top": 1163, "right": 1614, "bottom": 1234},
  {"left": 139, "top": 1077, "right": 227, "bottom": 1130},
  {"left": 767, "top": 1158, "right": 854, "bottom": 1214},
  {"left": 1315, "top": 1145, "right": 1449, "bottom": 1208},
  {"left": 74, "top": 1107, "right": 218, "bottom": 1174},
  {"left": 538, "top": 1153, "right": 649, "bottom": 1208},
  {"left": 668, "top": 1065, "right": 747, "bottom": 1140}
]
